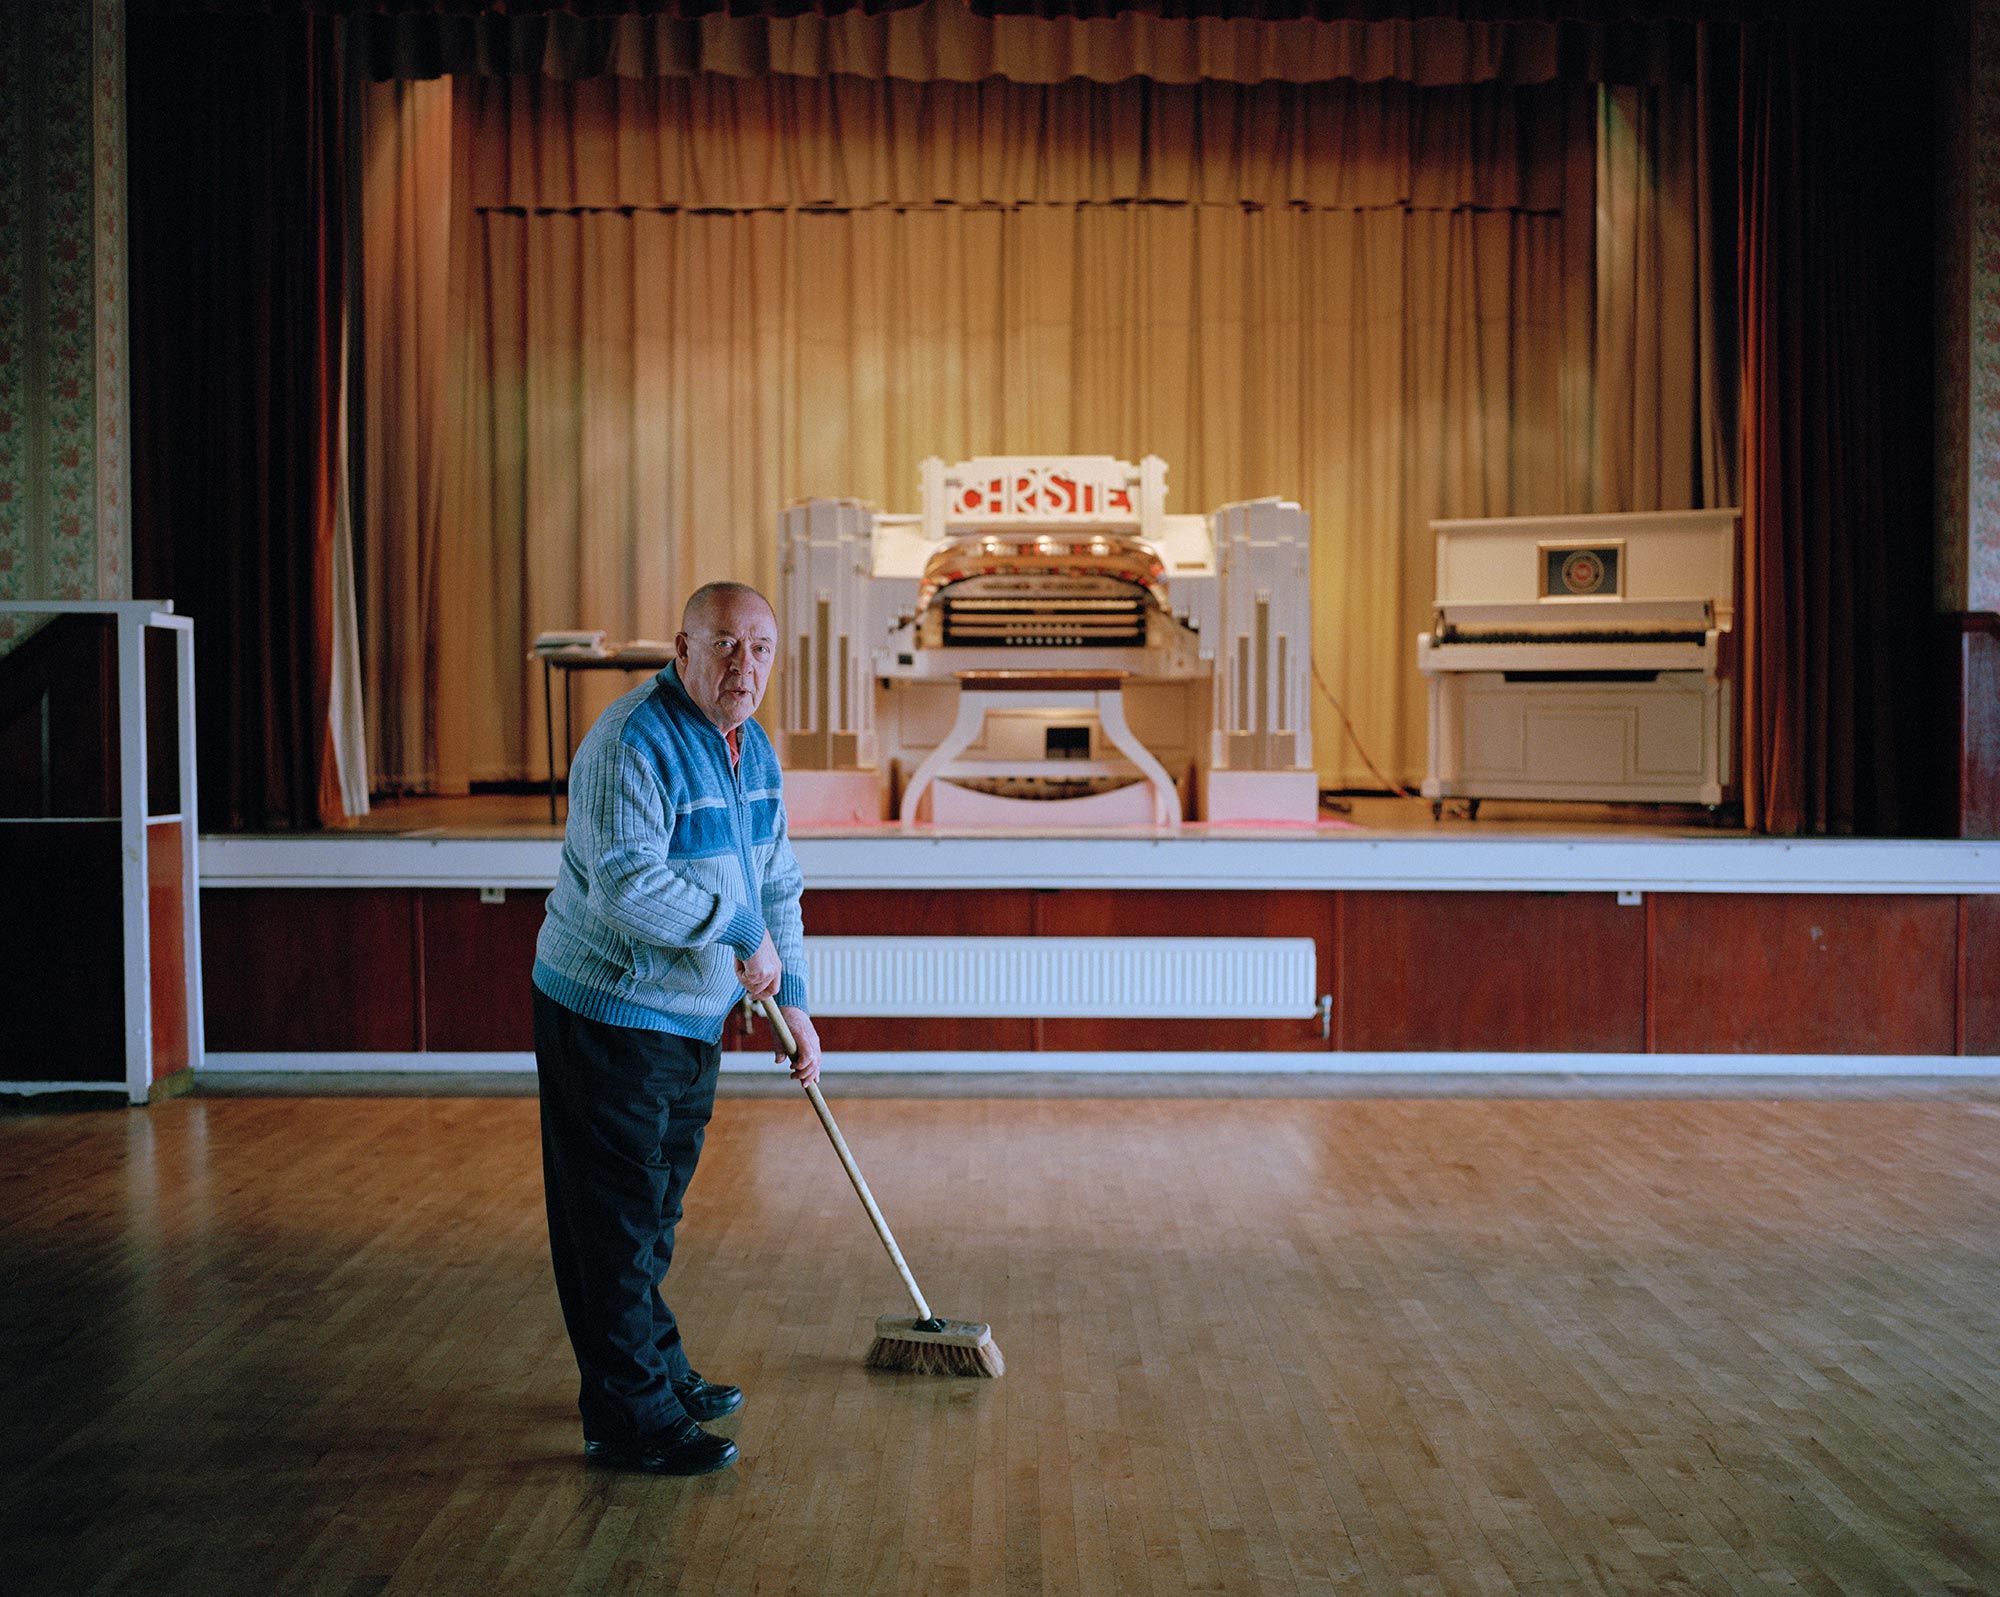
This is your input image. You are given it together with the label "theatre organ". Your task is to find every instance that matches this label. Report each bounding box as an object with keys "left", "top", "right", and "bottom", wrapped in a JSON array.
[
  {"left": 1417, "top": 508, "right": 1740, "bottom": 816},
  {"left": 778, "top": 455, "right": 1319, "bottom": 826}
]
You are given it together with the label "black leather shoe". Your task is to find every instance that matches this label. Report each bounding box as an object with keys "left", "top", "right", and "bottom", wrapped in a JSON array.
[
  {"left": 584, "top": 1418, "right": 737, "bottom": 1476},
  {"left": 671, "top": 1372, "right": 743, "bottom": 1422}
]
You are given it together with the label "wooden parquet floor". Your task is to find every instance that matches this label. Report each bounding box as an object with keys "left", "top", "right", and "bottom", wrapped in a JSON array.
[{"left": 2, "top": 1090, "right": 1997, "bottom": 1597}]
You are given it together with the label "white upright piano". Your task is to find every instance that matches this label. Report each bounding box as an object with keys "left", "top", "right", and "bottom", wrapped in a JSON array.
[{"left": 1416, "top": 508, "right": 1739, "bottom": 816}]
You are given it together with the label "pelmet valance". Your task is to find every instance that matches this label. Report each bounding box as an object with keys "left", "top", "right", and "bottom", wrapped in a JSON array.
[
  {"left": 348, "top": 1, "right": 1699, "bottom": 83},
  {"left": 463, "top": 72, "right": 1585, "bottom": 211}
]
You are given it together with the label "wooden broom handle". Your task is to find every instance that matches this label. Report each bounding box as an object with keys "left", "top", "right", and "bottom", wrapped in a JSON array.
[{"left": 759, "top": 998, "right": 936, "bottom": 1325}]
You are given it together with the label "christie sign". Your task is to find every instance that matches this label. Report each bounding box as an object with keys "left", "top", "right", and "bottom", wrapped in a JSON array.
[
  {"left": 948, "top": 462, "right": 1137, "bottom": 521},
  {"left": 919, "top": 453, "right": 1171, "bottom": 544}
]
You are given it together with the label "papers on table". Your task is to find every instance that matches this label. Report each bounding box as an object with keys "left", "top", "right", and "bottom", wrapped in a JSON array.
[{"left": 531, "top": 630, "right": 609, "bottom": 658}]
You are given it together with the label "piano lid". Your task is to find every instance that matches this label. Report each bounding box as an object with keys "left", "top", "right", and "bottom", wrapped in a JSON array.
[{"left": 1430, "top": 507, "right": 1738, "bottom": 629}]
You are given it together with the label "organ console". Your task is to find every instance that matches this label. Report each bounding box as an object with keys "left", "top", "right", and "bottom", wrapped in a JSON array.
[{"left": 779, "top": 455, "right": 1319, "bottom": 826}]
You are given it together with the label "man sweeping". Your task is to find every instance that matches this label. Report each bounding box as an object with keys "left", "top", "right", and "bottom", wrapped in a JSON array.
[{"left": 531, "top": 580, "right": 821, "bottom": 1476}]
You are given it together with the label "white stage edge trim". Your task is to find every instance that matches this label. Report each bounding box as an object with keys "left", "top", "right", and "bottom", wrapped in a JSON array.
[
  {"left": 2, "top": 1080, "right": 136, "bottom": 1095},
  {"left": 198, "top": 1051, "right": 2000, "bottom": 1077},
  {"left": 197, "top": 832, "right": 2000, "bottom": 895}
]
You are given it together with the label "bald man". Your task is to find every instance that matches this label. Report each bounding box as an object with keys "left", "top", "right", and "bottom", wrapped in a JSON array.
[{"left": 532, "top": 581, "right": 822, "bottom": 1475}]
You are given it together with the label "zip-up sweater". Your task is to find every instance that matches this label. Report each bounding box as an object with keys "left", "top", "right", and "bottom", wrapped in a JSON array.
[{"left": 532, "top": 664, "right": 807, "bottom": 1041}]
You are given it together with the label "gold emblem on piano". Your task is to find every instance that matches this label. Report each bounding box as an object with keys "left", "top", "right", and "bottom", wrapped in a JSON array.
[
  {"left": 1560, "top": 548, "right": 1606, "bottom": 593},
  {"left": 1543, "top": 543, "right": 1620, "bottom": 597}
]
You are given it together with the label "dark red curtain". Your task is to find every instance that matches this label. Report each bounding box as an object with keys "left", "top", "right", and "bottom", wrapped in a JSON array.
[
  {"left": 1732, "top": 15, "right": 1945, "bottom": 835},
  {"left": 127, "top": 0, "right": 914, "bottom": 13},
  {"left": 959, "top": 0, "right": 1776, "bottom": 20},
  {"left": 128, "top": 13, "right": 345, "bottom": 831},
  {"left": 965, "top": 0, "right": 1768, "bottom": 12}
]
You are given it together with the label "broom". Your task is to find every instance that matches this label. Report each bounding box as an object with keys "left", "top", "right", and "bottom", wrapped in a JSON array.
[{"left": 759, "top": 999, "right": 1004, "bottom": 1378}]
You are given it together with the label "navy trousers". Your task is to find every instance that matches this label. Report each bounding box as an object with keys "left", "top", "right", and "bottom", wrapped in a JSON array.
[{"left": 533, "top": 987, "right": 721, "bottom": 1443}]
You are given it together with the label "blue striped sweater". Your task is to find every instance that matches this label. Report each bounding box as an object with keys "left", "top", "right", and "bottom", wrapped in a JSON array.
[{"left": 532, "top": 664, "right": 807, "bottom": 1041}]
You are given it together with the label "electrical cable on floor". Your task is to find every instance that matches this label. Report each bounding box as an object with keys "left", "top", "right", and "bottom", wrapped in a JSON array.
[{"left": 1309, "top": 655, "right": 1423, "bottom": 802}]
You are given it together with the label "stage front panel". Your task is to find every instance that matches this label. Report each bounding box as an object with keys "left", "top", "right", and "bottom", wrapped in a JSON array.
[
  {"left": 1964, "top": 894, "right": 2000, "bottom": 1056},
  {"left": 148, "top": 821, "right": 189, "bottom": 1079},
  {"left": 1339, "top": 890, "right": 1647, "bottom": 1054},
  {"left": 1648, "top": 893, "right": 1959, "bottom": 1056},
  {"left": 421, "top": 889, "right": 546, "bottom": 1053},
  {"left": 201, "top": 888, "right": 422, "bottom": 1053},
  {"left": 195, "top": 874, "right": 1989, "bottom": 1065}
]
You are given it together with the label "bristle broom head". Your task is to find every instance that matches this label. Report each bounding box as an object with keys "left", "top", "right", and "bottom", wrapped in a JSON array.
[{"left": 864, "top": 1315, "right": 1004, "bottom": 1378}]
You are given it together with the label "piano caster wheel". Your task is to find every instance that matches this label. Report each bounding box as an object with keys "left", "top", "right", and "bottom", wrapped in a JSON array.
[
  {"left": 1430, "top": 800, "right": 1445, "bottom": 822},
  {"left": 1465, "top": 799, "right": 1482, "bottom": 822}
]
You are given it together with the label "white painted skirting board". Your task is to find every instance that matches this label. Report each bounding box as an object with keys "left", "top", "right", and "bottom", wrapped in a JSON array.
[{"left": 198, "top": 1051, "right": 2000, "bottom": 1077}]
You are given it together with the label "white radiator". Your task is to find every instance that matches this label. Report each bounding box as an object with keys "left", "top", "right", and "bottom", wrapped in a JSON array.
[{"left": 800, "top": 936, "right": 1318, "bottom": 1018}]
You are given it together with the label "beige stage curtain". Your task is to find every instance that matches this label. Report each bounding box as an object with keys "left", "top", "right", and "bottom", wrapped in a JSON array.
[
  {"left": 359, "top": 77, "right": 462, "bottom": 791},
  {"left": 362, "top": 71, "right": 1637, "bottom": 793},
  {"left": 1592, "top": 78, "right": 1729, "bottom": 514}
]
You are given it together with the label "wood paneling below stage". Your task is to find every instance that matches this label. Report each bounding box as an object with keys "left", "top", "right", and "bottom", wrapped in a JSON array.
[
  {"left": 202, "top": 888, "right": 423, "bottom": 1053},
  {"left": 421, "top": 888, "right": 546, "bottom": 1052},
  {"left": 1340, "top": 891, "right": 1646, "bottom": 1053},
  {"left": 1649, "top": 894, "right": 1959, "bottom": 1056},
  {"left": 1964, "top": 893, "right": 2000, "bottom": 1055},
  {"left": 147, "top": 821, "right": 189, "bottom": 1079},
  {"left": 200, "top": 883, "right": 1991, "bottom": 1060}
]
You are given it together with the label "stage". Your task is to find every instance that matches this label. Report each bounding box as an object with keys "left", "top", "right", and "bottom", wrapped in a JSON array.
[{"left": 191, "top": 795, "right": 2000, "bottom": 1079}]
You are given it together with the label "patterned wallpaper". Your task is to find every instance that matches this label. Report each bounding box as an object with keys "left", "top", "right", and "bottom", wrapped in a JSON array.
[
  {"left": 1971, "top": 0, "right": 2000, "bottom": 614},
  {"left": 0, "top": 11, "right": 25, "bottom": 622},
  {"left": 1943, "top": 0, "right": 2000, "bottom": 616},
  {"left": 0, "top": 0, "right": 127, "bottom": 650},
  {"left": 1940, "top": 0, "right": 1972, "bottom": 613},
  {"left": 91, "top": 0, "right": 126, "bottom": 602},
  {"left": 44, "top": 0, "right": 97, "bottom": 602}
]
